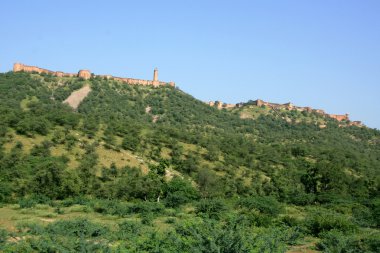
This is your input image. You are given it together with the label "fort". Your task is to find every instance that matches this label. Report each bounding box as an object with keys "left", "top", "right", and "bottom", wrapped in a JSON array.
[
  {"left": 13, "top": 63, "right": 175, "bottom": 87},
  {"left": 10, "top": 62, "right": 362, "bottom": 126},
  {"left": 208, "top": 99, "right": 362, "bottom": 126}
]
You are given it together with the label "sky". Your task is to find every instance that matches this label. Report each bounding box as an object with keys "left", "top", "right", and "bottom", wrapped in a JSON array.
[{"left": 1, "top": 0, "right": 379, "bottom": 128}]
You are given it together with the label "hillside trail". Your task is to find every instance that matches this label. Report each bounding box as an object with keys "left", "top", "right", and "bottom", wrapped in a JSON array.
[{"left": 63, "top": 85, "right": 91, "bottom": 109}]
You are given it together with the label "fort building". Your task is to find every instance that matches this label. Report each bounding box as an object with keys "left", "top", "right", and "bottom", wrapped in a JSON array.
[
  {"left": 207, "top": 98, "right": 360, "bottom": 126},
  {"left": 12, "top": 63, "right": 175, "bottom": 87}
]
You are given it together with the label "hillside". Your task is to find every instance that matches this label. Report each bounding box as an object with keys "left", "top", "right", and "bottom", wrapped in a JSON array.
[{"left": 0, "top": 71, "right": 379, "bottom": 252}]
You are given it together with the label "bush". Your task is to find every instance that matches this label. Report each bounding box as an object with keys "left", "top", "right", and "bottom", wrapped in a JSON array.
[
  {"left": 91, "top": 200, "right": 130, "bottom": 217},
  {"left": 317, "top": 230, "right": 380, "bottom": 253},
  {"left": 46, "top": 219, "right": 109, "bottom": 238},
  {"left": 165, "top": 192, "right": 189, "bottom": 208},
  {"left": 117, "top": 220, "right": 142, "bottom": 240},
  {"left": 244, "top": 212, "right": 274, "bottom": 227},
  {"left": 288, "top": 192, "right": 315, "bottom": 206},
  {"left": 0, "top": 228, "right": 8, "bottom": 244},
  {"left": 17, "top": 222, "right": 45, "bottom": 235},
  {"left": 128, "top": 201, "right": 165, "bottom": 215},
  {"left": 305, "top": 210, "right": 357, "bottom": 236},
  {"left": 60, "top": 196, "right": 91, "bottom": 207},
  {"left": 237, "top": 196, "right": 283, "bottom": 217},
  {"left": 164, "top": 176, "right": 199, "bottom": 208},
  {"left": 196, "top": 198, "right": 227, "bottom": 220},
  {"left": 352, "top": 204, "right": 375, "bottom": 227},
  {"left": 141, "top": 213, "right": 154, "bottom": 225},
  {"left": 370, "top": 198, "right": 380, "bottom": 228},
  {"left": 165, "top": 218, "right": 176, "bottom": 224},
  {"left": 18, "top": 195, "right": 51, "bottom": 209}
]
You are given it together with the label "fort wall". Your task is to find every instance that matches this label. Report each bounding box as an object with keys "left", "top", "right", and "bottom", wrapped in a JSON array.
[
  {"left": 208, "top": 98, "right": 358, "bottom": 125},
  {"left": 13, "top": 63, "right": 175, "bottom": 87}
]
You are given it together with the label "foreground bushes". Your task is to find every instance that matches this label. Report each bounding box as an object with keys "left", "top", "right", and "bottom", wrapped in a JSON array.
[
  {"left": 317, "top": 230, "right": 380, "bottom": 253},
  {"left": 305, "top": 209, "right": 357, "bottom": 236},
  {"left": 1, "top": 217, "right": 303, "bottom": 253}
]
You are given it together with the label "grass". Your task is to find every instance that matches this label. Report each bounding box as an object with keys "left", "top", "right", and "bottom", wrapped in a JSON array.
[
  {"left": 2, "top": 128, "right": 150, "bottom": 174},
  {"left": 287, "top": 237, "right": 320, "bottom": 253},
  {"left": 0, "top": 202, "right": 325, "bottom": 252},
  {"left": 0, "top": 204, "right": 124, "bottom": 231},
  {"left": 3, "top": 130, "right": 46, "bottom": 153},
  {"left": 20, "top": 96, "right": 39, "bottom": 111},
  {"left": 96, "top": 145, "right": 149, "bottom": 173}
]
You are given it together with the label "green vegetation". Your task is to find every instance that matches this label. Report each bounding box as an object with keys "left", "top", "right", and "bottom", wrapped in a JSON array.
[{"left": 0, "top": 71, "right": 379, "bottom": 252}]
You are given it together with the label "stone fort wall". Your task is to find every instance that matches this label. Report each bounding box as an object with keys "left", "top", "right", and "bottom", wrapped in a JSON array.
[
  {"left": 13, "top": 63, "right": 175, "bottom": 87},
  {"left": 208, "top": 99, "right": 360, "bottom": 125}
]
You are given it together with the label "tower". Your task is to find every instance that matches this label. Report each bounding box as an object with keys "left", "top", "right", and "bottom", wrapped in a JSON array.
[
  {"left": 152, "top": 68, "right": 159, "bottom": 87},
  {"left": 13, "top": 63, "right": 23, "bottom": 72},
  {"left": 153, "top": 68, "right": 158, "bottom": 81},
  {"left": 78, "top": 70, "right": 91, "bottom": 80}
]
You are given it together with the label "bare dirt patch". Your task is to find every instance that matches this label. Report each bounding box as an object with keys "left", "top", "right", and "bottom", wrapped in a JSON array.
[{"left": 63, "top": 85, "right": 91, "bottom": 109}]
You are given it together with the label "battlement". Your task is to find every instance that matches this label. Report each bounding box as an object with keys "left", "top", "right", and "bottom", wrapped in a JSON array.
[
  {"left": 207, "top": 99, "right": 361, "bottom": 126},
  {"left": 12, "top": 63, "right": 175, "bottom": 87},
  {"left": 208, "top": 101, "right": 243, "bottom": 109}
]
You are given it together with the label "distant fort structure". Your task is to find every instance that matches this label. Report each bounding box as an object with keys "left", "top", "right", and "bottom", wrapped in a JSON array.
[
  {"left": 10, "top": 63, "right": 362, "bottom": 126},
  {"left": 13, "top": 63, "right": 175, "bottom": 87},
  {"left": 208, "top": 99, "right": 362, "bottom": 126}
]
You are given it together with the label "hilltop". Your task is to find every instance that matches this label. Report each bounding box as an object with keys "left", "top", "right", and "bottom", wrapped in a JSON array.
[
  {"left": 207, "top": 99, "right": 363, "bottom": 128},
  {"left": 0, "top": 69, "right": 379, "bottom": 252}
]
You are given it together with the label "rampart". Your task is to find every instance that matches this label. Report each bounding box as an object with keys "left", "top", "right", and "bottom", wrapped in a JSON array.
[
  {"left": 13, "top": 63, "right": 175, "bottom": 87},
  {"left": 208, "top": 99, "right": 361, "bottom": 125}
]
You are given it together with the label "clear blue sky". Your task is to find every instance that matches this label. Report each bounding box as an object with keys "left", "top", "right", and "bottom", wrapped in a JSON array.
[{"left": 1, "top": 1, "right": 379, "bottom": 128}]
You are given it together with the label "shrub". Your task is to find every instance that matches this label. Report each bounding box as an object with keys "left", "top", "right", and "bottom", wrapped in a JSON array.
[
  {"left": 164, "top": 176, "right": 199, "bottom": 208},
  {"left": 128, "top": 201, "right": 165, "bottom": 215},
  {"left": 317, "top": 230, "right": 380, "bottom": 253},
  {"left": 352, "top": 204, "right": 375, "bottom": 227},
  {"left": 237, "top": 196, "right": 283, "bottom": 217},
  {"left": 0, "top": 228, "right": 8, "bottom": 244},
  {"left": 141, "top": 213, "right": 154, "bottom": 225},
  {"left": 60, "top": 196, "right": 91, "bottom": 207},
  {"left": 18, "top": 195, "right": 51, "bottom": 209},
  {"left": 165, "top": 218, "right": 176, "bottom": 224},
  {"left": 46, "top": 219, "right": 109, "bottom": 238},
  {"left": 17, "top": 222, "right": 45, "bottom": 235},
  {"left": 117, "top": 220, "right": 142, "bottom": 240},
  {"left": 91, "top": 200, "right": 130, "bottom": 217},
  {"left": 305, "top": 210, "right": 357, "bottom": 236},
  {"left": 195, "top": 198, "right": 227, "bottom": 220}
]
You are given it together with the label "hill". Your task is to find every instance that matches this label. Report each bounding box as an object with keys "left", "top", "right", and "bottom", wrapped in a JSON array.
[{"left": 0, "top": 71, "right": 379, "bottom": 252}]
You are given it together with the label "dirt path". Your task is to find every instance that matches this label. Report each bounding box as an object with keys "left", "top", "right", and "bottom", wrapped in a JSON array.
[{"left": 63, "top": 85, "right": 91, "bottom": 109}]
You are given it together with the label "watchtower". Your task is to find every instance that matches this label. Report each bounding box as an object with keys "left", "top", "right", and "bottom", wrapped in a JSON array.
[
  {"left": 152, "top": 68, "right": 159, "bottom": 87},
  {"left": 78, "top": 70, "right": 91, "bottom": 80}
]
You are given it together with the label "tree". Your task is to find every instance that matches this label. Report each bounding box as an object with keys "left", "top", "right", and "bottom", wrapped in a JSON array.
[
  {"left": 31, "top": 159, "right": 78, "bottom": 199},
  {"left": 122, "top": 134, "right": 140, "bottom": 151}
]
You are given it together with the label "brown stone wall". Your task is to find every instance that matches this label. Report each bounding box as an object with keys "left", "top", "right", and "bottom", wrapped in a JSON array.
[
  {"left": 329, "top": 114, "right": 349, "bottom": 122},
  {"left": 256, "top": 99, "right": 264, "bottom": 107},
  {"left": 350, "top": 121, "right": 362, "bottom": 127},
  {"left": 56, "top": 71, "right": 64, "bottom": 77},
  {"left": 207, "top": 99, "right": 354, "bottom": 125},
  {"left": 223, "top": 103, "right": 236, "bottom": 109},
  {"left": 13, "top": 63, "right": 55, "bottom": 75},
  {"left": 12, "top": 62, "right": 175, "bottom": 87}
]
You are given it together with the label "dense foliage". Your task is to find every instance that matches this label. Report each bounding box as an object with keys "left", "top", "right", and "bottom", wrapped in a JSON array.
[{"left": 0, "top": 72, "right": 379, "bottom": 252}]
